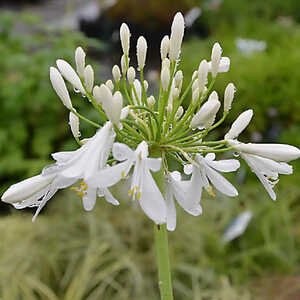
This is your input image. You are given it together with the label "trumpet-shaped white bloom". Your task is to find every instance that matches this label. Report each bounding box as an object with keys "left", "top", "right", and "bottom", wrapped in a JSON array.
[
  {"left": 208, "top": 57, "right": 230, "bottom": 74},
  {"left": 90, "top": 141, "right": 167, "bottom": 224},
  {"left": 165, "top": 171, "right": 202, "bottom": 231},
  {"left": 184, "top": 153, "right": 240, "bottom": 197},
  {"left": 2, "top": 122, "right": 119, "bottom": 220}
]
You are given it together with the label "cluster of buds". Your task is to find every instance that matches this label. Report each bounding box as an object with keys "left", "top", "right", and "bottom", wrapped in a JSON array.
[{"left": 2, "top": 13, "right": 300, "bottom": 230}]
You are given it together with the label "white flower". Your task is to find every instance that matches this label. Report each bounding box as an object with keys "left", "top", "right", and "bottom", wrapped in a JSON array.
[
  {"left": 211, "top": 43, "right": 222, "bottom": 77},
  {"left": 127, "top": 67, "right": 136, "bottom": 84},
  {"left": 50, "top": 67, "right": 73, "bottom": 109},
  {"left": 90, "top": 141, "right": 167, "bottom": 224},
  {"left": 184, "top": 153, "right": 240, "bottom": 197},
  {"left": 161, "top": 67, "right": 170, "bottom": 91},
  {"left": 208, "top": 57, "right": 230, "bottom": 75},
  {"left": 225, "top": 109, "right": 253, "bottom": 140},
  {"left": 84, "top": 65, "right": 94, "bottom": 93},
  {"left": 75, "top": 47, "right": 86, "bottom": 77},
  {"left": 190, "top": 91, "right": 221, "bottom": 129},
  {"left": 112, "top": 65, "right": 121, "bottom": 83},
  {"left": 2, "top": 122, "right": 118, "bottom": 220},
  {"left": 120, "top": 23, "right": 130, "bottom": 55},
  {"left": 223, "top": 211, "right": 253, "bottom": 242},
  {"left": 198, "top": 59, "right": 209, "bottom": 91},
  {"left": 160, "top": 35, "right": 170, "bottom": 60},
  {"left": 69, "top": 110, "right": 80, "bottom": 138},
  {"left": 224, "top": 83, "right": 236, "bottom": 112},
  {"left": 165, "top": 171, "right": 202, "bottom": 231},
  {"left": 56, "top": 59, "right": 85, "bottom": 94},
  {"left": 132, "top": 79, "right": 142, "bottom": 105},
  {"left": 169, "top": 12, "right": 185, "bottom": 61},
  {"left": 137, "top": 36, "right": 147, "bottom": 70}
]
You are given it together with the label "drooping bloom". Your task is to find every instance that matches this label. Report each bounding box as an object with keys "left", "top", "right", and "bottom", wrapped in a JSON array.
[
  {"left": 226, "top": 110, "right": 300, "bottom": 200},
  {"left": 2, "top": 122, "right": 119, "bottom": 219},
  {"left": 165, "top": 171, "right": 202, "bottom": 231},
  {"left": 184, "top": 153, "right": 240, "bottom": 197},
  {"left": 90, "top": 141, "right": 167, "bottom": 224}
]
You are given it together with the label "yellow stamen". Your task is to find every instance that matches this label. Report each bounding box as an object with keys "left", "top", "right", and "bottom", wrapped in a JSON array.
[
  {"left": 207, "top": 186, "right": 216, "bottom": 198},
  {"left": 137, "top": 191, "right": 141, "bottom": 200},
  {"left": 77, "top": 191, "right": 85, "bottom": 197},
  {"left": 121, "top": 171, "right": 125, "bottom": 178},
  {"left": 128, "top": 189, "right": 134, "bottom": 195}
]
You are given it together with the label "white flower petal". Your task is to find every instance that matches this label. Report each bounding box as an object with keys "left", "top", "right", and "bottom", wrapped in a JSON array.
[
  {"left": 102, "top": 188, "right": 120, "bottom": 206},
  {"left": 205, "top": 158, "right": 240, "bottom": 173},
  {"left": 146, "top": 158, "right": 162, "bottom": 172},
  {"left": 139, "top": 170, "right": 166, "bottom": 225},
  {"left": 205, "top": 166, "right": 238, "bottom": 197},
  {"left": 82, "top": 187, "right": 97, "bottom": 211},
  {"left": 165, "top": 182, "right": 177, "bottom": 231},
  {"left": 113, "top": 143, "right": 134, "bottom": 161},
  {"left": 183, "top": 164, "right": 193, "bottom": 175}
]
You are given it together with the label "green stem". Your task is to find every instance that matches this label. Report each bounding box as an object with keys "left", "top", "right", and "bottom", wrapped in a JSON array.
[{"left": 154, "top": 224, "right": 174, "bottom": 300}]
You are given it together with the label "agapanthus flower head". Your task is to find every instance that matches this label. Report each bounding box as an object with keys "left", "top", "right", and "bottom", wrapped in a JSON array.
[{"left": 2, "top": 11, "right": 299, "bottom": 230}]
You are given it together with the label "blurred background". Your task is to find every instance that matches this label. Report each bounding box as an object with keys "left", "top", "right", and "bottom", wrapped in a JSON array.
[{"left": 0, "top": 0, "right": 300, "bottom": 299}]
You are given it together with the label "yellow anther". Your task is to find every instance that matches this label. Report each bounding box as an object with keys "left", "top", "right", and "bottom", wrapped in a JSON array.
[
  {"left": 135, "top": 186, "right": 140, "bottom": 191},
  {"left": 137, "top": 191, "right": 141, "bottom": 201},
  {"left": 77, "top": 191, "right": 85, "bottom": 197},
  {"left": 207, "top": 186, "right": 216, "bottom": 198},
  {"left": 80, "top": 181, "right": 88, "bottom": 191},
  {"left": 128, "top": 189, "right": 134, "bottom": 195},
  {"left": 121, "top": 171, "right": 125, "bottom": 178},
  {"left": 71, "top": 187, "right": 79, "bottom": 192}
]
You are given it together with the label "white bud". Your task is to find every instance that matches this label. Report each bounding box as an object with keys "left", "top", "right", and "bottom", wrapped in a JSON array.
[
  {"left": 137, "top": 36, "right": 147, "bottom": 70},
  {"left": 192, "top": 88, "right": 200, "bottom": 103},
  {"left": 192, "top": 70, "right": 198, "bottom": 81},
  {"left": 92, "top": 86, "right": 101, "bottom": 105},
  {"left": 143, "top": 80, "right": 149, "bottom": 91},
  {"left": 112, "top": 65, "right": 121, "bottom": 82},
  {"left": 175, "top": 106, "right": 184, "bottom": 120},
  {"left": 208, "top": 57, "right": 230, "bottom": 74},
  {"left": 225, "top": 109, "right": 253, "bottom": 140},
  {"left": 160, "top": 35, "right": 170, "bottom": 60},
  {"left": 69, "top": 110, "right": 80, "bottom": 138},
  {"left": 106, "top": 80, "right": 114, "bottom": 92},
  {"left": 162, "top": 58, "right": 170, "bottom": 70},
  {"left": 121, "top": 55, "right": 129, "bottom": 75},
  {"left": 198, "top": 59, "right": 208, "bottom": 91},
  {"left": 169, "top": 12, "right": 185, "bottom": 61},
  {"left": 50, "top": 67, "right": 72, "bottom": 109},
  {"left": 110, "top": 91, "right": 123, "bottom": 124},
  {"left": 147, "top": 95, "right": 156, "bottom": 106},
  {"left": 120, "top": 23, "right": 130, "bottom": 55},
  {"left": 172, "top": 87, "right": 180, "bottom": 99},
  {"left": 167, "top": 103, "right": 173, "bottom": 114},
  {"left": 224, "top": 83, "right": 236, "bottom": 112},
  {"left": 75, "top": 47, "right": 86, "bottom": 77},
  {"left": 211, "top": 42, "right": 222, "bottom": 77},
  {"left": 191, "top": 91, "right": 221, "bottom": 129},
  {"left": 161, "top": 67, "right": 170, "bottom": 91},
  {"left": 84, "top": 65, "right": 94, "bottom": 93},
  {"left": 132, "top": 79, "right": 142, "bottom": 105},
  {"left": 97, "top": 84, "right": 115, "bottom": 121},
  {"left": 192, "top": 78, "right": 199, "bottom": 92},
  {"left": 175, "top": 70, "right": 183, "bottom": 90},
  {"left": 127, "top": 67, "right": 136, "bottom": 84},
  {"left": 56, "top": 59, "right": 85, "bottom": 94}
]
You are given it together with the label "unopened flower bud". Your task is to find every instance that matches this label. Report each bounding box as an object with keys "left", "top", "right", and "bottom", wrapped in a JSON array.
[
  {"left": 50, "top": 67, "right": 72, "bottom": 109},
  {"left": 224, "top": 83, "right": 236, "bottom": 112},
  {"left": 127, "top": 67, "right": 136, "bottom": 84},
  {"left": 211, "top": 42, "right": 222, "bottom": 77},
  {"left": 143, "top": 80, "right": 149, "bottom": 91},
  {"left": 69, "top": 110, "right": 80, "bottom": 138},
  {"left": 92, "top": 86, "right": 101, "bottom": 105},
  {"left": 167, "top": 103, "right": 173, "bottom": 114},
  {"left": 147, "top": 95, "right": 156, "bottom": 106},
  {"left": 175, "top": 106, "right": 184, "bottom": 120},
  {"left": 162, "top": 58, "right": 170, "bottom": 70},
  {"left": 106, "top": 79, "right": 114, "bottom": 92},
  {"left": 174, "top": 70, "right": 183, "bottom": 88},
  {"left": 160, "top": 35, "right": 170, "bottom": 60},
  {"left": 192, "top": 78, "right": 199, "bottom": 92},
  {"left": 75, "top": 47, "right": 86, "bottom": 78},
  {"left": 137, "top": 36, "right": 147, "bottom": 70},
  {"left": 172, "top": 87, "right": 180, "bottom": 99},
  {"left": 112, "top": 65, "right": 121, "bottom": 82},
  {"left": 192, "top": 70, "right": 198, "bottom": 81},
  {"left": 225, "top": 109, "right": 253, "bottom": 140},
  {"left": 111, "top": 91, "right": 123, "bottom": 124},
  {"left": 161, "top": 67, "right": 170, "bottom": 91},
  {"left": 121, "top": 55, "right": 130, "bottom": 75},
  {"left": 192, "top": 88, "right": 200, "bottom": 103},
  {"left": 198, "top": 59, "right": 208, "bottom": 91},
  {"left": 56, "top": 59, "right": 85, "bottom": 94},
  {"left": 120, "top": 23, "right": 130, "bottom": 55},
  {"left": 84, "top": 65, "right": 94, "bottom": 93},
  {"left": 191, "top": 91, "right": 221, "bottom": 129},
  {"left": 169, "top": 12, "right": 185, "bottom": 61}
]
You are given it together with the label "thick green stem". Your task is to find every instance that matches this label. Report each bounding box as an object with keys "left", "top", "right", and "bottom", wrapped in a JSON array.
[{"left": 154, "top": 224, "right": 174, "bottom": 300}]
